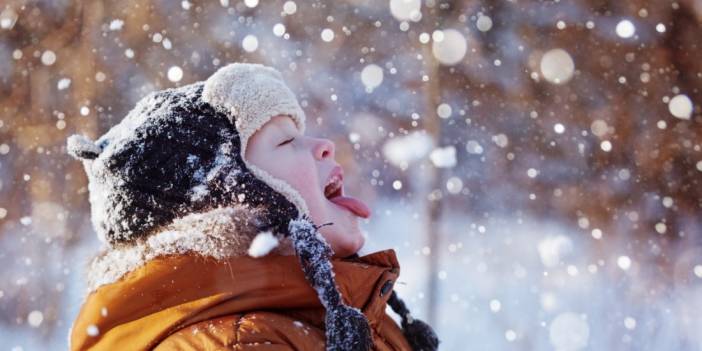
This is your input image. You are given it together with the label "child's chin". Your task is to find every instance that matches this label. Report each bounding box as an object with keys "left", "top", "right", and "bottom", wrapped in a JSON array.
[
  {"left": 346, "top": 230, "right": 365, "bottom": 253},
  {"left": 334, "top": 238, "right": 364, "bottom": 257},
  {"left": 329, "top": 226, "right": 364, "bottom": 257}
]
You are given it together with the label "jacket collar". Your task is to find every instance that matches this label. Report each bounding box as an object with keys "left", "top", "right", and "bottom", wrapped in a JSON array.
[
  {"left": 71, "top": 247, "right": 401, "bottom": 351},
  {"left": 72, "top": 204, "right": 402, "bottom": 350}
]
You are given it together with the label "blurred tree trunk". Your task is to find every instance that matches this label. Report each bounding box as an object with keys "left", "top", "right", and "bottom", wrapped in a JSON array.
[{"left": 420, "top": 2, "right": 445, "bottom": 327}]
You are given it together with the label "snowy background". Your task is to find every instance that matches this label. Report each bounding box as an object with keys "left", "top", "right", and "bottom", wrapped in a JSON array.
[{"left": 1, "top": 0, "right": 701, "bottom": 350}]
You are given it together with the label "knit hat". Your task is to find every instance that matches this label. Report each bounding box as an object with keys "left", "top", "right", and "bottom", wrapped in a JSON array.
[{"left": 67, "top": 63, "right": 438, "bottom": 350}]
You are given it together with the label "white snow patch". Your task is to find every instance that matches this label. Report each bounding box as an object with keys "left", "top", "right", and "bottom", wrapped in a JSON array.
[
  {"left": 429, "top": 146, "right": 457, "bottom": 168},
  {"left": 465, "top": 140, "right": 483, "bottom": 154},
  {"left": 27, "top": 311, "right": 43, "bottom": 327},
  {"left": 167, "top": 66, "right": 183, "bottom": 82},
  {"left": 668, "top": 94, "right": 693, "bottom": 120},
  {"left": 86, "top": 324, "right": 100, "bottom": 337},
  {"left": 540, "top": 49, "right": 574, "bottom": 85},
  {"left": 549, "top": 312, "right": 590, "bottom": 350},
  {"left": 109, "top": 19, "right": 124, "bottom": 31},
  {"left": 41, "top": 50, "right": 56, "bottom": 66},
  {"left": 361, "top": 64, "right": 383, "bottom": 91},
  {"left": 242, "top": 35, "right": 258, "bottom": 52},
  {"left": 189, "top": 184, "right": 209, "bottom": 202},
  {"left": 247, "top": 231, "right": 279, "bottom": 257},
  {"left": 389, "top": 0, "right": 421, "bottom": 22},
  {"left": 57, "top": 78, "right": 72, "bottom": 90},
  {"left": 615, "top": 19, "right": 635, "bottom": 38},
  {"left": 382, "top": 131, "right": 434, "bottom": 169},
  {"left": 432, "top": 29, "right": 466, "bottom": 65},
  {"left": 538, "top": 235, "right": 573, "bottom": 267},
  {"left": 476, "top": 14, "right": 493, "bottom": 32}
]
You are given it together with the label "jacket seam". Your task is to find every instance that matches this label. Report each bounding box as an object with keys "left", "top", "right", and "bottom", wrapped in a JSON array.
[{"left": 231, "top": 312, "right": 293, "bottom": 348}]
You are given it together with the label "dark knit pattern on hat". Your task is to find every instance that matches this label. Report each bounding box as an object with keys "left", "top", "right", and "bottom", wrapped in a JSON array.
[{"left": 67, "top": 82, "right": 298, "bottom": 244}]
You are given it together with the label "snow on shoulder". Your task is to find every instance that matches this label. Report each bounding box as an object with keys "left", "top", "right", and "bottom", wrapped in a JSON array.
[{"left": 247, "top": 231, "right": 280, "bottom": 257}]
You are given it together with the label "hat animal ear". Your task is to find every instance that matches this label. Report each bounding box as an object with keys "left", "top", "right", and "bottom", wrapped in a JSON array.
[{"left": 67, "top": 134, "right": 102, "bottom": 160}]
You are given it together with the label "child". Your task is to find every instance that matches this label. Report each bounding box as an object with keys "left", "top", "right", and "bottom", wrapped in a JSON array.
[{"left": 66, "top": 63, "right": 438, "bottom": 350}]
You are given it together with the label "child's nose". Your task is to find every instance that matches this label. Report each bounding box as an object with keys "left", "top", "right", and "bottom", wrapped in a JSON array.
[{"left": 313, "top": 138, "right": 335, "bottom": 160}]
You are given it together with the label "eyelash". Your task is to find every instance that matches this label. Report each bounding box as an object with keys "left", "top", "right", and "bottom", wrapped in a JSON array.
[{"left": 278, "top": 137, "right": 295, "bottom": 147}]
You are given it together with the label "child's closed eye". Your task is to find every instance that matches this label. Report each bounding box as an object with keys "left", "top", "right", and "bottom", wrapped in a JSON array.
[{"left": 277, "top": 137, "right": 295, "bottom": 147}]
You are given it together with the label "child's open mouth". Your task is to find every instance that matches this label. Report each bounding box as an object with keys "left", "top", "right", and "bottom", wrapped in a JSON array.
[{"left": 324, "top": 167, "right": 371, "bottom": 218}]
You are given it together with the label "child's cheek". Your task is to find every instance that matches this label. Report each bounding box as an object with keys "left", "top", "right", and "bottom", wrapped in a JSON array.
[{"left": 284, "top": 165, "right": 314, "bottom": 193}]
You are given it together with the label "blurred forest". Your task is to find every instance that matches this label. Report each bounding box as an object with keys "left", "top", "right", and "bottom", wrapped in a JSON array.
[{"left": 0, "top": 0, "right": 700, "bottom": 350}]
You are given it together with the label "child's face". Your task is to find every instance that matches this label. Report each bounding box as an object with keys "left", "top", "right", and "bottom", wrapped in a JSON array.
[{"left": 244, "top": 115, "right": 367, "bottom": 257}]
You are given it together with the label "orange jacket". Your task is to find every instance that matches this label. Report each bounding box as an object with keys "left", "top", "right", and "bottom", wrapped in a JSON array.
[{"left": 70, "top": 248, "right": 412, "bottom": 350}]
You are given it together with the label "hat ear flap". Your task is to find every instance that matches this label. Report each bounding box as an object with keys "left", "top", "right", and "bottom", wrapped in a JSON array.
[{"left": 288, "top": 215, "right": 372, "bottom": 351}]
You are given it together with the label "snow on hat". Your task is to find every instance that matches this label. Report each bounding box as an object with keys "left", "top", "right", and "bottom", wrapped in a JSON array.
[
  {"left": 66, "top": 63, "right": 308, "bottom": 244},
  {"left": 66, "top": 62, "right": 438, "bottom": 350}
]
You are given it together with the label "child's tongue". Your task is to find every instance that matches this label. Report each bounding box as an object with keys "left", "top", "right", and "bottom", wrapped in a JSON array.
[{"left": 329, "top": 195, "right": 371, "bottom": 218}]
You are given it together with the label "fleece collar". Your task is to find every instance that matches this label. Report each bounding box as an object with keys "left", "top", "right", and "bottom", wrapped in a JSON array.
[{"left": 84, "top": 204, "right": 292, "bottom": 293}]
